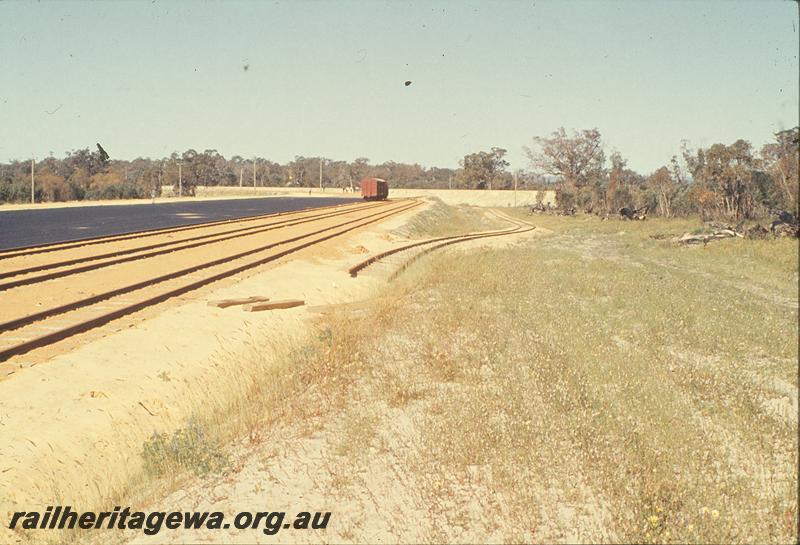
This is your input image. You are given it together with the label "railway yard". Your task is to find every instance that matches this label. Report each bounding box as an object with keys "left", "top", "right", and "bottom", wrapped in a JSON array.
[
  {"left": 3, "top": 2, "right": 797, "bottom": 542},
  {"left": 0, "top": 195, "right": 542, "bottom": 544},
  {"left": 0, "top": 195, "right": 796, "bottom": 545},
  {"left": 0, "top": 199, "right": 420, "bottom": 366}
]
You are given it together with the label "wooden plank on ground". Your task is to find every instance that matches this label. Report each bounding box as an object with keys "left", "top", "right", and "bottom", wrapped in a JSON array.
[
  {"left": 208, "top": 296, "right": 270, "bottom": 308},
  {"left": 244, "top": 299, "right": 305, "bottom": 312}
]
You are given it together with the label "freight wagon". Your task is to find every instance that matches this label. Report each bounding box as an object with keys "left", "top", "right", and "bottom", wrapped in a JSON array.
[{"left": 360, "top": 177, "right": 389, "bottom": 201}]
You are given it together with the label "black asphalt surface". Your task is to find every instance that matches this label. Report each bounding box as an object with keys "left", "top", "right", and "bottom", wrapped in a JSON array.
[{"left": 0, "top": 197, "right": 359, "bottom": 251}]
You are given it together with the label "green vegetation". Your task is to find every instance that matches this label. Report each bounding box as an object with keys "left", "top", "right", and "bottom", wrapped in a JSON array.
[
  {"left": 3, "top": 127, "right": 795, "bottom": 221},
  {"left": 141, "top": 419, "right": 228, "bottom": 478},
  {"left": 526, "top": 127, "right": 799, "bottom": 220}
]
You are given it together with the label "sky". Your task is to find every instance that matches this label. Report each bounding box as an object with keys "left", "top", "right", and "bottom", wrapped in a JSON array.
[{"left": 0, "top": 0, "right": 797, "bottom": 174}]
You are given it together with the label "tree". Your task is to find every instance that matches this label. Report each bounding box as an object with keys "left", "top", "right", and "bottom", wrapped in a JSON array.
[
  {"left": 601, "top": 151, "right": 645, "bottom": 213},
  {"left": 349, "top": 157, "right": 371, "bottom": 186},
  {"left": 605, "top": 151, "right": 626, "bottom": 212},
  {"left": 524, "top": 128, "right": 605, "bottom": 188},
  {"left": 684, "top": 140, "right": 757, "bottom": 219},
  {"left": 648, "top": 166, "right": 676, "bottom": 218},
  {"left": 761, "top": 127, "right": 799, "bottom": 215},
  {"left": 38, "top": 173, "right": 69, "bottom": 201},
  {"left": 460, "top": 147, "right": 509, "bottom": 189},
  {"left": 287, "top": 156, "right": 311, "bottom": 187}
]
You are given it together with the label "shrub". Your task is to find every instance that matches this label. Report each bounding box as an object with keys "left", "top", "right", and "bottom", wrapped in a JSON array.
[{"left": 141, "top": 419, "right": 228, "bottom": 478}]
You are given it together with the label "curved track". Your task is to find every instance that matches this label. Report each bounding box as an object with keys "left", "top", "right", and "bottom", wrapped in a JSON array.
[{"left": 348, "top": 209, "right": 534, "bottom": 278}]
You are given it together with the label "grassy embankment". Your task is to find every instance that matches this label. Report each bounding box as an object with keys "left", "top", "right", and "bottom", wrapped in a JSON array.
[
  {"left": 37, "top": 206, "right": 795, "bottom": 544},
  {"left": 289, "top": 210, "right": 796, "bottom": 543}
]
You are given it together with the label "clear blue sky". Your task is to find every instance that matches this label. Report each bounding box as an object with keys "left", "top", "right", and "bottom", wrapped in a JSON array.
[{"left": 0, "top": 0, "right": 797, "bottom": 174}]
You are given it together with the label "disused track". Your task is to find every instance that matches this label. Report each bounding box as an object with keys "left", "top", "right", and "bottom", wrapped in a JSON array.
[
  {"left": 0, "top": 199, "right": 420, "bottom": 364},
  {"left": 349, "top": 209, "right": 534, "bottom": 278}
]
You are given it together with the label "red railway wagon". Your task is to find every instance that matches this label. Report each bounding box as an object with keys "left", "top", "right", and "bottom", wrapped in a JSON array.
[{"left": 360, "top": 177, "right": 389, "bottom": 201}]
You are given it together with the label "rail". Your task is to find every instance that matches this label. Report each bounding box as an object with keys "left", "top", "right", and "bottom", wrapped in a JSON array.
[
  {"left": 0, "top": 199, "right": 361, "bottom": 259},
  {"left": 0, "top": 201, "right": 388, "bottom": 289},
  {"left": 0, "top": 199, "right": 420, "bottom": 363},
  {"left": 348, "top": 209, "right": 534, "bottom": 278}
]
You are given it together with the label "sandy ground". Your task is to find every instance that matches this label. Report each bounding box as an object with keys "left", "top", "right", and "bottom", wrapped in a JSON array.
[{"left": 0, "top": 199, "right": 462, "bottom": 544}]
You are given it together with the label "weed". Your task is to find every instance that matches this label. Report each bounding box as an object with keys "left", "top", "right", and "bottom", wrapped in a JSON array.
[{"left": 142, "top": 418, "right": 228, "bottom": 478}]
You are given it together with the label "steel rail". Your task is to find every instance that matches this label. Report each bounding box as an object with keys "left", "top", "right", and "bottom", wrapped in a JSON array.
[
  {"left": 0, "top": 199, "right": 360, "bottom": 259},
  {"left": 0, "top": 200, "right": 420, "bottom": 361},
  {"left": 387, "top": 224, "right": 535, "bottom": 281},
  {"left": 0, "top": 201, "right": 390, "bottom": 290},
  {"left": 0, "top": 199, "right": 415, "bottom": 332},
  {"left": 349, "top": 209, "right": 534, "bottom": 277},
  {"left": 348, "top": 226, "right": 521, "bottom": 277}
]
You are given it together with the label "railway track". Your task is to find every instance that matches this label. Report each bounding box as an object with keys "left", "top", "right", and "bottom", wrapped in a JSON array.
[
  {"left": 349, "top": 209, "right": 534, "bottom": 279},
  {"left": 0, "top": 200, "right": 388, "bottom": 290},
  {"left": 0, "top": 199, "right": 419, "bottom": 366},
  {"left": 0, "top": 199, "right": 360, "bottom": 258}
]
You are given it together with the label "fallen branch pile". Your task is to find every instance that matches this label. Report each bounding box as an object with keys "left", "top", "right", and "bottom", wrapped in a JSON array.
[
  {"left": 676, "top": 229, "right": 743, "bottom": 245},
  {"left": 674, "top": 211, "right": 799, "bottom": 246}
]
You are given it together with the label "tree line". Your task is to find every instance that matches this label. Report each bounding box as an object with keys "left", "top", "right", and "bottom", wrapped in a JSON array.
[
  {"left": 523, "top": 127, "right": 799, "bottom": 220},
  {"left": 1, "top": 127, "right": 797, "bottom": 220},
  {"left": 0, "top": 150, "right": 466, "bottom": 203}
]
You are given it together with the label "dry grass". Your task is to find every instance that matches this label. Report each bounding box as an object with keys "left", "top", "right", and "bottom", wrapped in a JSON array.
[
  {"left": 22, "top": 323, "right": 374, "bottom": 545},
  {"left": 394, "top": 198, "right": 505, "bottom": 239},
  {"left": 360, "top": 212, "right": 797, "bottom": 543},
  {"left": 256, "top": 211, "right": 796, "bottom": 543},
  {"left": 42, "top": 210, "right": 796, "bottom": 544}
]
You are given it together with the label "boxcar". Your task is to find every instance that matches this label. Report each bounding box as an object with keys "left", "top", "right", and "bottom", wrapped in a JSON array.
[{"left": 360, "top": 177, "right": 389, "bottom": 201}]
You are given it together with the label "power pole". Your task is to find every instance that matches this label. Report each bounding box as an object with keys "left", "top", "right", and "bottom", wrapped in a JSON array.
[
  {"left": 177, "top": 162, "right": 183, "bottom": 197},
  {"left": 30, "top": 158, "right": 34, "bottom": 203},
  {"left": 253, "top": 158, "right": 257, "bottom": 189},
  {"left": 239, "top": 167, "right": 243, "bottom": 187}
]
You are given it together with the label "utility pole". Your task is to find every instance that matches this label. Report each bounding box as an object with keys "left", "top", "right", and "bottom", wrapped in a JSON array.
[
  {"left": 239, "top": 167, "right": 243, "bottom": 187},
  {"left": 30, "top": 158, "right": 34, "bottom": 203},
  {"left": 253, "top": 158, "right": 257, "bottom": 189},
  {"left": 178, "top": 162, "right": 183, "bottom": 197}
]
